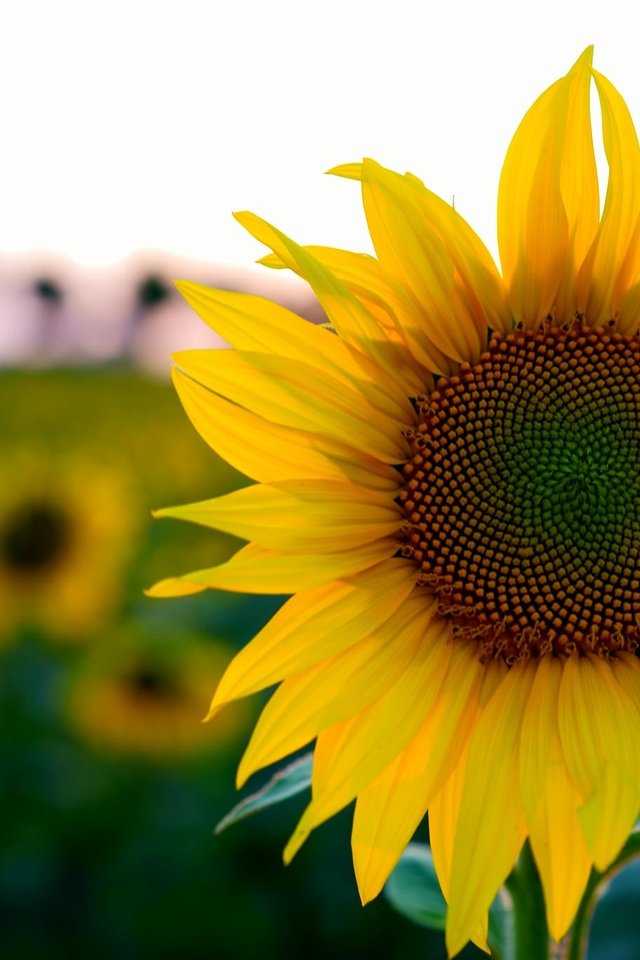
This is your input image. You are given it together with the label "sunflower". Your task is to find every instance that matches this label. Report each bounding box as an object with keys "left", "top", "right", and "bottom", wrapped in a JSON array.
[
  {"left": 66, "top": 630, "right": 250, "bottom": 760},
  {"left": 150, "top": 49, "right": 640, "bottom": 955},
  {"left": 0, "top": 448, "right": 139, "bottom": 643}
]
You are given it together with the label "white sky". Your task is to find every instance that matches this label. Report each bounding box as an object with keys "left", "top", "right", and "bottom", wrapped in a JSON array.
[{"left": 2, "top": 0, "right": 639, "bottom": 268}]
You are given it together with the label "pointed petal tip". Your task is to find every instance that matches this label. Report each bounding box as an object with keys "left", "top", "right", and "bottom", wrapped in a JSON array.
[
  {"left": 579, "top": 44, "right": 594, "bottom": 67},
  {"left": 326, "top": 162, "right": 362, "bottom": 180},
  {"left": 144, "top": 577, "right": 208, "bottom": 598},
  {"left": 282, "top": 836, "right": 300, "bottom": 866},
  {"left": 235, "top": 764, "right": 250, "bottom": 791},
  {"left": 202, "top": 703, "right": 221, "bottom": 724},
  {"left": 445, "top": 927, "right": 467, "bottom": 959},
  {"left": 355, "top": 869, "right": 381, "bottom": 907},
  {"left": 232, "top": 209, "right": 253, "bottom": 225},
  {"left": 283, "top": 821, "right": 311, "bottom": 865}
]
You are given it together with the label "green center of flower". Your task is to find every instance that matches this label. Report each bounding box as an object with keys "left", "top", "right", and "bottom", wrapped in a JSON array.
[
  {"left": 1, "top": 501, "right": 72, "bottom": 574},
  {"left": 399, "top": 324, "right": 640, "bottom": 663}
]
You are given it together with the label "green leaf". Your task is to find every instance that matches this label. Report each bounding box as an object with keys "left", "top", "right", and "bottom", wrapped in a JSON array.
[
  {"left": 214, "top": 753, "right": 312, "bottom": 835},
  {"left": 385, "top": 843, "right": 511, "bottom": 959},
  {"left": 384, "top": 843, "right": 448, "bottom": 930}
]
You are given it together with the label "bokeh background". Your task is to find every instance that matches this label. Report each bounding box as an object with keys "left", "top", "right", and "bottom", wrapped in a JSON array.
[
  {"left": 0, "top": 257, "right": 454, "bottom": 959},
  {"left": 2, "top": 2, "right": 639, "bottom": 958}
]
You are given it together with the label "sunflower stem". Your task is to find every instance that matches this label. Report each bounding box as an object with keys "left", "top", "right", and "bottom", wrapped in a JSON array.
[{"left": 504, "top": 842, "right": 550, "bottom": 960}]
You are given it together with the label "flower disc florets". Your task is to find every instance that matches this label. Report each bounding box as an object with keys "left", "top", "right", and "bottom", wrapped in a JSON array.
[{"left": 399, "top": 323, "right": 640, "bottom": 664}]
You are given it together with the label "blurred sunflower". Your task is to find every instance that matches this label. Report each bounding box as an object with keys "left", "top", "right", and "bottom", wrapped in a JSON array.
[
  {"left": 66, "top": 630, "right": 250, "bottom": 760},
  {"left": 0, "top": 449, "right": 139, "bottom": 642},
  {"left": 151, "top": 49, "right": 640, "bottom": 955}
]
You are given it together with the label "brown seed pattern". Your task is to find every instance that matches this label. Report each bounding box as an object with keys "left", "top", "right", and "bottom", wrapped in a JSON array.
[{"left": 398, "top": 324, "right": 640, "bottom": 664}]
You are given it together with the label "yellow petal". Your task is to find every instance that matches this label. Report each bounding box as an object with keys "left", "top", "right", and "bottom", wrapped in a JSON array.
[
  {"left": 351, "top": 643, "right": 484, "bottom": 903},
  {"left": 260, "top": 244, "right": 433, "bottom": 392},
  {"left": 357, "top": 159, "right": 485, "bottom": 364},
  {"left": 283, "top": 604, "right": 450, "bottom": 865},
  {"left": 173, "top": 369, "right": 398, "bottom": 491},
  {"left": 264, "top": 243, "right": 447, "bottom": 386},
  {"left": 285, "top": 614, "right": 451, "bottom": 861},
  {"left": 236, "top": 593, "right": 436, "bottom": 786},
  {"left": 610, "top": 652, "right": 640, "bottom": 712},
  {"left": 519, "top": 657, "right": 592, "bottom": 941},
  {"left": 428, "top": 749, "right": 490, "bottom": 955},
  {"left": 333, "top": 161, "right": 510, "bottom": 339},
  {"left": 577, "top": 68, "right": 640, "bottom": 324},
  {"left": 155, "top": 480, "right": 401, "bottom": 553},
  {"left": 498, "top": 48, "right": 597, "bottom": 327},
  {"left": 174, "top": 348, "right": 408, "bottom": 464},
  {"left": 617, "top": 280, "right": 640, "bottom": 334},
  {"left": 234, "top": 210, "right": 414, "bottom": 390},
  {"left": 445, "top": 663, "right": 535, "bottom": 957},
  {"left": 148, "top": 538, "right": 398, "bottom": 598},
  {"left": 145, "top": 577, "right": 207, "bottom": 598},
  {"left": 209, "top": 558, "right": 416, "bottom": 707},
  {"left": 558, "top": 655, "right": 640, "bottom": 869},
  {"left": 428, "top": 659, "right": 506, "bottom": 900},
  {"left": 175, "top": 281, "right": 414, "bottom": 422}
]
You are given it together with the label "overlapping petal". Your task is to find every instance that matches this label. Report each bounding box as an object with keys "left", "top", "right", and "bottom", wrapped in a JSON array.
[
  {"left": 577, "top": 68, "right": 640, "bottom": 325},
  {"left": 208, "top": 558, "right": 416, "bottom": 709},
  {"left": 519, "top": 658, "right": 592, "bottom": 940},
  {"left": 558, "top": 655, "right": 640, "bottom": 869},
  {"left": 498, "top": 47, "right": 598, "bottom": 327},
  {"left": 155, "top": 480, "right": 401, "bottom": 553}
]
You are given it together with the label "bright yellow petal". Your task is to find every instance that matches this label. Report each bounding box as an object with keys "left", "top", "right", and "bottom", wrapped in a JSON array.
[
  {"left": 175, "top": 281, "right": 414, "bottom": 422},
  {"left": 261, "top": 243, "right": 448, "bottom": 386},
  {"left": 209, "top": 558, "right": 416, "bottom": 707},
  {"left": 284, "top": 615, "right": 452, "bottom": 864},
  {"left": 519, "top": 657, "right": 592, "bottom": 941},
  {"left": 148, "top": 538, "right": 398, "bottom": 598},
  {"left": 558, "top": 655, "right": 640, "bottom": 869},
  {"left": 234, "top": 210, "right": 415, "bottom": 388},
  {"left": 332, "top": 161, "right": 510, "bottom": 339},
  {"left": 428, "top": 747, "right": 491, "bottom": 955},
  {"left": 577, "top": 68, "right": 640, "bottom": 324},
  {"left": 155, "top": 480, "right": 401, "bottom": 553},
  {"left": 351, "top": 643, "right": 485, "bottom": 903},
  {"left": 259, "top": 245, "right": 433, "bottom": 392},
  {"left": 173, "top": 369, "right": 398, "bottom": 491},
  {"left": 145, "top": 577, "right": 207, "bottom": 598},
  {"left": 236, "top": 593, "right": 436, "bottom": 786},
  {"left": 283, "top": 606, "right": 449, "bottom": 865},
  {"left": 498, "top": 48, "right": 597, "bottom": 327},
  {"left": 357, "top": 159, "right": 485, "bottom": 365},
  {"left": 445, "top": 663, "right": 535, "bottom": 957},
  {"left": 428, "top": 659, "right": 506, "bottom": 902},
  {"left": 174, "top": 348, "right": 408, "bottom": 464}
]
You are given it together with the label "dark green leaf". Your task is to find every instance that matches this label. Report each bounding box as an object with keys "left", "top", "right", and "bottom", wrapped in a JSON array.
[
  {"left": 214, "top": 753, "right": 312, "bottom": 834},
  {"left": 384, "top": 843, "right": 447, "bottom": 930},
  {"left": 385, "top": 843, "right": 510, "bottom": 959}
]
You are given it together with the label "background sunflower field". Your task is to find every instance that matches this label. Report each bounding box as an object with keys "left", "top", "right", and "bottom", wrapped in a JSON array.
[
  {"left": 0, "top": 323, "right": 444, "bottom": 959},
  {"left": 2, "top": 257, "right": 636, "bottom": 960}
]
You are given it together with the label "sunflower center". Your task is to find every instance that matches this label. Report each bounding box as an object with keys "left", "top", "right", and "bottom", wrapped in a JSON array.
[
  {"left": 125, "top": 667, "right": 178, "bottom": 700},
  {"left": 1, "top": 501, "right": 72, "bottom": 574},
  {"left": 398, "top": 324, "right": 640, "bottom": 664}
]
